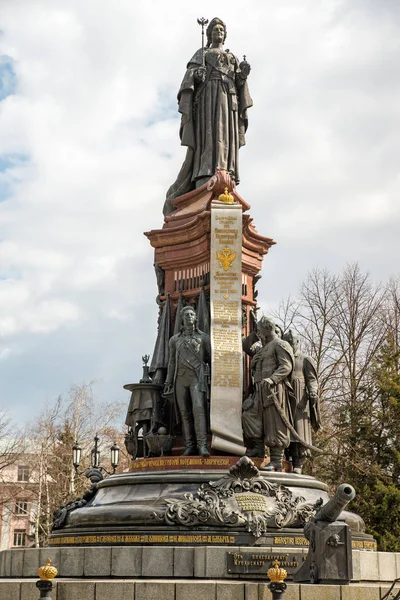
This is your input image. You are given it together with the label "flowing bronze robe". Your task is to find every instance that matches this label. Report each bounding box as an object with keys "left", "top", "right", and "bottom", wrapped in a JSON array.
[
  {"left": 164, "top": 47, "right": 253, "bottom": 215},
  {"left": 289, "top": 351, "right": 321, "bottom": 456}
]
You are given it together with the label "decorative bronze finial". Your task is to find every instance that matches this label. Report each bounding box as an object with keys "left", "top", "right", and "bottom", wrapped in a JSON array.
[
  {"left": 267, "top": 559, "right": 288, "bottom": 583},
  {"left": 218, "top": 187, "right": 234, "bottom": 204},
  {"left": 38, "top": 558, "right": 58, "bottom": 581},
  {"left": 140, "top": 354, "right": 152, "bottom": 384}
]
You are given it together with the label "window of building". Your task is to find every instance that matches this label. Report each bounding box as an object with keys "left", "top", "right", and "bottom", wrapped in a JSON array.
[
  {"left": 17, "top": 465, "right": 29, "bottom": 482},
  {"left": 15, "top": 500, "right": 28, "bottom": 516},
  {"left": 13, "top": 529, "right": 26, "bottom": 547}
]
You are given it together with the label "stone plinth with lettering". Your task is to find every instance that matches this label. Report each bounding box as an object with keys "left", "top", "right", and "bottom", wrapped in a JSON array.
[{"left": 210, "top": 199, "right": 245, "bottom": 454}]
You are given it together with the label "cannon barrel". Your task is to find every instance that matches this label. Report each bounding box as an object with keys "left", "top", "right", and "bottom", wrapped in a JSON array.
[
  {"left": 296, "top": 483, "right": 356, "bottom": 583},
  {"left": 314, "top": 483, "right": 356, "bottom": 523}
]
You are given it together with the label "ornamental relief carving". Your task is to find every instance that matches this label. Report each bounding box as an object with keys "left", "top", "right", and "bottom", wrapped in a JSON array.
[{"left": 152, "top": 456, "right": 322, "bottom": 538}]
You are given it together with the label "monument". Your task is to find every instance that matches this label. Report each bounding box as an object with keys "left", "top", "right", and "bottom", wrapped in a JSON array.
[
  {"left": 42, "top": 13, "right": 369, "bottom": 552},
  {"left": 0, "top": 16, "right": 391, "bottom": 600}
]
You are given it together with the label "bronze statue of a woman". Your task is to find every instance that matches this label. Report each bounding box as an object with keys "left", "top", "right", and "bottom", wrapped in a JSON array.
[{"left": 164, "top": 17, "right": 253, "bottom": 215}]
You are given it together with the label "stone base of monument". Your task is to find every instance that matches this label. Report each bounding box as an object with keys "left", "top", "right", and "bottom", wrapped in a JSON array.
[
  {"left": 1, "top": 544, "right": 399, "bottom": 599},
  {"left": 1, "top": 550, "right": 400, "bottom": 600},
  {"left": 1, "top": 545, "right": 397, "bottom": 581}
]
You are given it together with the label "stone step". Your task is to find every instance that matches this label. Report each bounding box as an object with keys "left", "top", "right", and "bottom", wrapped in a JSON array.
[{"left": 0, "top": 578, "right": 398, "bottom": 600}]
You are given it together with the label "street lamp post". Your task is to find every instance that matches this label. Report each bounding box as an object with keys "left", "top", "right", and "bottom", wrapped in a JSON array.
[
  {"left": 110, "top": 441, "right": 120, "bottom": 472},
  {"left": 73, "top": 435, "right": 120, "bottom": 482},
  {"left": 72, "top": 442, "right": 82, "bottom": 470}
]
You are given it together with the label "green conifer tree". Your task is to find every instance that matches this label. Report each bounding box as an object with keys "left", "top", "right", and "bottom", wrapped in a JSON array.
[{"left": 341, "top": 333, "right": 400, "bottom": 551}]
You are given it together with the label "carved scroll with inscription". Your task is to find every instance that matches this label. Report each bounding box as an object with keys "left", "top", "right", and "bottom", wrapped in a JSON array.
[{"left": 210, "top": 201, "right": 246, "bottom": 455}]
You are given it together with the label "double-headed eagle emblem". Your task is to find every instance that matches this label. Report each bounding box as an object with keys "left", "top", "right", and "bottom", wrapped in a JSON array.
[{"left": 217, "top": 247, "right": 236, "bottom": 271}]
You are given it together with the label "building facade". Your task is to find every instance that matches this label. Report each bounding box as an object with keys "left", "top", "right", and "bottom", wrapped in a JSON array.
[{"left": 0, "top": 458, "right": 37, "bottom": 550}]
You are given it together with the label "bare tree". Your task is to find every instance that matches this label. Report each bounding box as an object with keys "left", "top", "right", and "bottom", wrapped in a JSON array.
[
  {"left": 0, "top": 410, "right": 23, "bottom": 478},
  {"left": 385, "top": 277, "right": 400, "bottom": 355},
  {"left": 30, "top": 398, "right": 61, "bottom": 547},
  {"left": 273, "top": 264, "right": 387, "bottom": 479},
  {"left": 28, "top": 382, "right": 125, "bottom": 547}
]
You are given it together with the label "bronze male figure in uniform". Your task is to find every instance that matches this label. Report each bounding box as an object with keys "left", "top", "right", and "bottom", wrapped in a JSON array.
[
  {"left": 249, "top": 317, "right": 295, "bottom": 471},
  {"left": 164, "top": 306, "right": 211, "bottom": 457}
]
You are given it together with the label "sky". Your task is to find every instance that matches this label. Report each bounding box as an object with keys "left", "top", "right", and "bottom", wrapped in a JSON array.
[{"left": 0, "top": 0, "right": 399, "bottom": 425}]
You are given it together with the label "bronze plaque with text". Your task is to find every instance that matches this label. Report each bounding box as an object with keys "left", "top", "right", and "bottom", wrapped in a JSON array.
[{"left": 227, "top": 551, "right": 306, "bottom": 577}]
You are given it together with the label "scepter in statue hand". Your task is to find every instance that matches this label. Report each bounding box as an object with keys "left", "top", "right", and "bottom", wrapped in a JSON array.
[
  {"left": 197, "top": 17, "right": 209, "bottom": 66},
  {"left": 196, "top": 17, "right": 208, "bottom": 83}
]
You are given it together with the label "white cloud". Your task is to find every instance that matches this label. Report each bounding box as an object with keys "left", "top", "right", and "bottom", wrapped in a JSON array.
[
  {"left": 0, "top": 347, "right": 11, "bottom": 360},
  {"left": 0, "top": 0, "right": 399, "bottom": 421}
]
